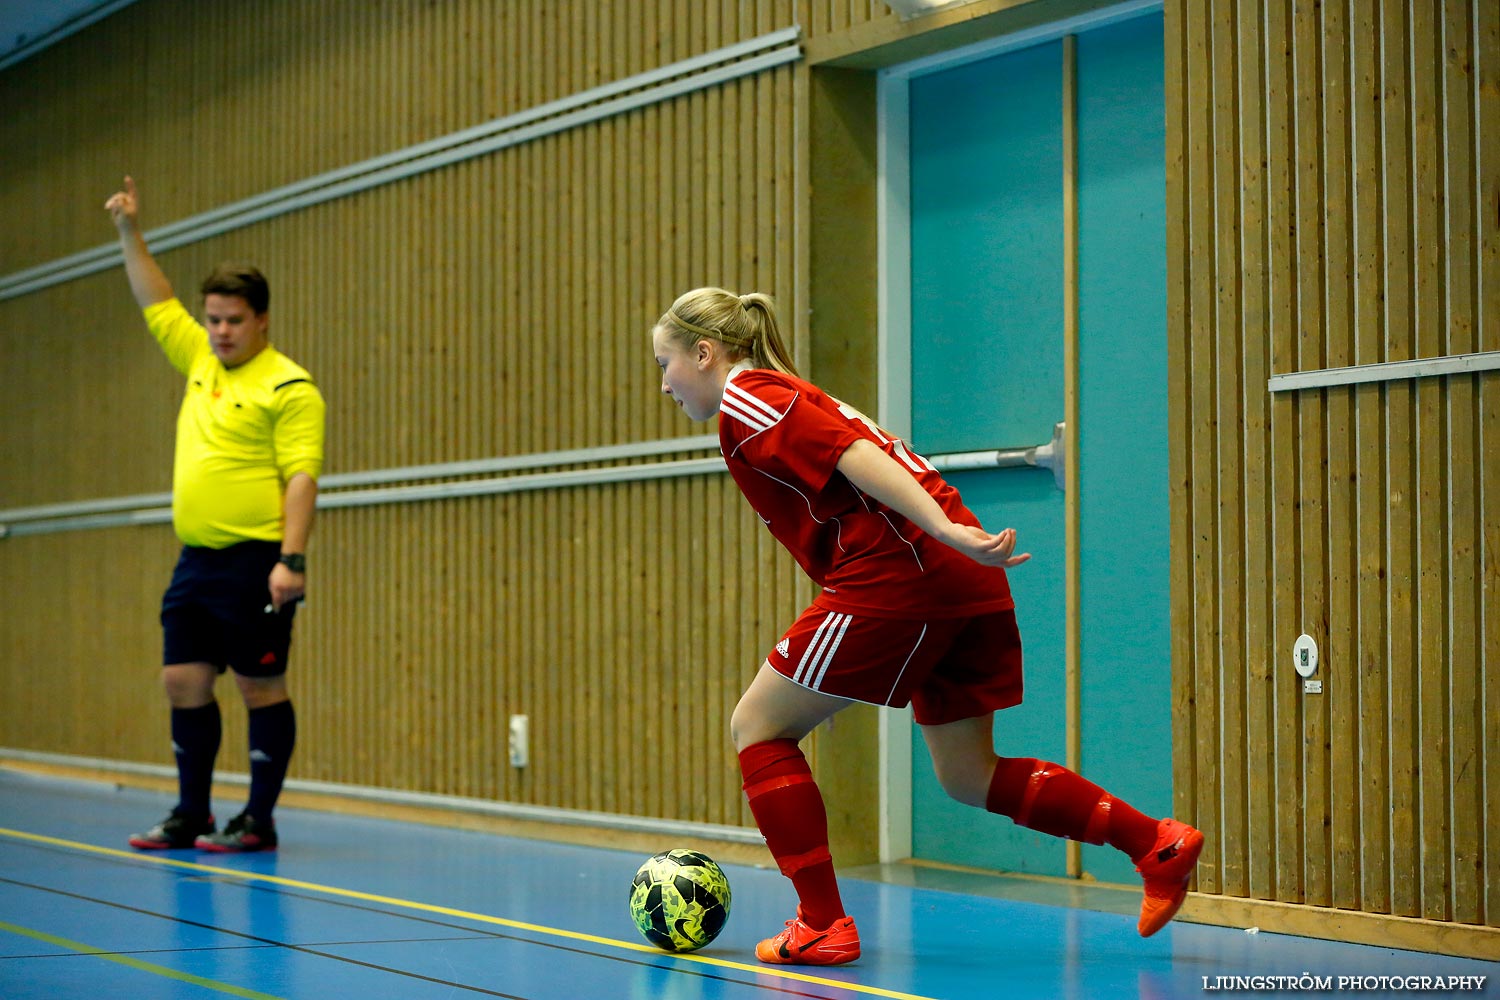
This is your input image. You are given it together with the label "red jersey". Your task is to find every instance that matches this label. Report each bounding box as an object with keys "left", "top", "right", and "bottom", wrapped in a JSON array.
[{"left": 718, "top": 367, "right": 1014, "bottom": 619}]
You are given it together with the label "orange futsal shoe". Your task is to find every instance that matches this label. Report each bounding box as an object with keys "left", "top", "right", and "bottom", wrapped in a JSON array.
[
  {"left": 1135, "top": 817, "right": 1204, "bottom": 937},
  {"left": 755, "top": 907, "right": 861, "bottom": 966}
]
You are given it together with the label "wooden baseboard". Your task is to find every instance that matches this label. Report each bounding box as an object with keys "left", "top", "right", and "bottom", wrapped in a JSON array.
[
  {"left": 881, "top": 857, "right": 1499, "bottom": 962},
  {"left": 1175, "top": 894, "right": 1500, "bottom": 963},
  {"left": 1, "top": 759, "right": 776, "bottom": 868}
]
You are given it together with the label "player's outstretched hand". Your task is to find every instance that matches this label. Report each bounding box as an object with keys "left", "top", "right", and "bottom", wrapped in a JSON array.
[
  {"left": 104, "top": 175, "right": 140, "bottom": 232},
  {"left": 945, "top": 524, "right": 1031, "bottom": 568}
]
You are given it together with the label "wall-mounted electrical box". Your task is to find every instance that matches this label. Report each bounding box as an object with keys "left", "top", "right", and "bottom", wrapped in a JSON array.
[{"left": 1294, "top": 634, "right": 1321, "bottom": 694}]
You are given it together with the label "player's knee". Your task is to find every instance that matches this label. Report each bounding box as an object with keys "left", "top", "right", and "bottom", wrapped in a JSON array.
[
  {"left": 930, "top": 766, "right": 970, "bottom": 805},
  {"left": 235, "top": 673, "right": 287, "bottom": 709},
  {"left": 730, "top": 698, "right": 783, "bottom": 752},
  {"left": 929, "top": 754, "right": 992, "bottom": 808},
  {"left": 160, "top": 665, "right": 214, "bottom": 707},
  {"left": 729, "top": 703, "right": 757, "bottom": 752}
]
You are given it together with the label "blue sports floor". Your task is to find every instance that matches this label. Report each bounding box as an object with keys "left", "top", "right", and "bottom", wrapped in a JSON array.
[{"left": 1, "top": 768, "right": 1492, "bottom": 999}]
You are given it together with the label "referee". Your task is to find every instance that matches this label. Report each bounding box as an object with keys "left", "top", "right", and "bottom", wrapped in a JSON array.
[{"left": 106, "top": 176, "right": 326, "bottom": 853}]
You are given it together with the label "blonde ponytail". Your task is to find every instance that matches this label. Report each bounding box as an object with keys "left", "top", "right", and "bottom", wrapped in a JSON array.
[{"left": 654, "top": 287, "right": 799, "bottom": 377}]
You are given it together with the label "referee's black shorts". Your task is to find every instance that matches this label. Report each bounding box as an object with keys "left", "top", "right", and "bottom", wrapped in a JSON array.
[{"left": 160, "top": 540, "right": 297, "bottom": 677}]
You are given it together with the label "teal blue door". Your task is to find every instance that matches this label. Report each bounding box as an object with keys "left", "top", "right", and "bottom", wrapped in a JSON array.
[{"left": 905, "top": 11, "right": 1169, "bottom": 883}]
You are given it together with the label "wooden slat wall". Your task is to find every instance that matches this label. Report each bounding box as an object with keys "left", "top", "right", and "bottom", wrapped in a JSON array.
[
  {"left": 0, "top": 0, "right": 844, "bottom": 830},
  {"left": 1168, "top": 0, "right": 1498, "bottom": 927},
  {"left": 8, "top": 0, "right": 1494, "bottom": 940},
  {"left": 806, "top": 0, "right": 889, "bottom": 37}
]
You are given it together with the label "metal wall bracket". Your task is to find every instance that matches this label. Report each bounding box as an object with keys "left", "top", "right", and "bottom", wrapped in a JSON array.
[{"left": 926, "top": 421, "right": 1066, "bottom": 491}]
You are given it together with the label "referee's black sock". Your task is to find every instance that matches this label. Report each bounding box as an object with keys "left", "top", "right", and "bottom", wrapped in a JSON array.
[
  {"left": 246, "top": 699, "right": 297, "bottom": 824},
  {"left": 171, "top": 702, "right": 221, "bottom": 818}
]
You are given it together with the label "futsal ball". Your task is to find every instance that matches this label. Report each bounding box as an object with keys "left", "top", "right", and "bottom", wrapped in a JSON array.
[{"left": 628, "top": 849, "right": 732, "bottom": 952}]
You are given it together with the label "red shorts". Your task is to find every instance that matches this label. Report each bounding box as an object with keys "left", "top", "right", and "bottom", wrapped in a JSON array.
[{"left": 766, "top": 600, "right": 1023, "bottom": 726}]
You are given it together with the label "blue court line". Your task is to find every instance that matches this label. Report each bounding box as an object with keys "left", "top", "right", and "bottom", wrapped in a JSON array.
[
  {"left": 0, "top": 826, "right": 937, "bottom": 1000},
  {"left": 0, "top": 917, "right": 285, "bottom": 1000}
]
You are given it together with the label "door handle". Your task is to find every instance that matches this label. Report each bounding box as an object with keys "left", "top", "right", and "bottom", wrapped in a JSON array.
[{"left": 926, "top": 421, "right": 1066, "bottom": 491}]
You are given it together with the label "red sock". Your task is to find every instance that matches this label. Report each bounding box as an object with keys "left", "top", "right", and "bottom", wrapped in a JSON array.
[
  {"left": 738, "top": 738, "right": 845, "bottom": 930},
  {"left": 986, "top": 756, "right": 1158, "bottom": 861}
]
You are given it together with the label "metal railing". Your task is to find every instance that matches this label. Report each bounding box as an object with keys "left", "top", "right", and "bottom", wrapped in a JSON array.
[{"left": 1, "top": 425, "right": 1067, "bottom": 539}]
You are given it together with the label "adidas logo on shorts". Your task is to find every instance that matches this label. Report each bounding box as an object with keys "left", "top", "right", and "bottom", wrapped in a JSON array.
[{"left": 775, "top": 638, "right": 791, "bottom": 659}]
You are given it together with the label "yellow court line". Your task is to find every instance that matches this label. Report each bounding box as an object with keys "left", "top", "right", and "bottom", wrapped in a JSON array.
[
  {"left": 0, "top": 826, "right": 937, "bottom": 1000},
  {"left": 0, "top": 918, "right": 284, "bottom": 1000}
]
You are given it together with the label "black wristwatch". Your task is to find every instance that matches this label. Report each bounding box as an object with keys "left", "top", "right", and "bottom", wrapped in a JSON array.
[{"left": 278, "top": 553, "right": 306, "bottom": 574}]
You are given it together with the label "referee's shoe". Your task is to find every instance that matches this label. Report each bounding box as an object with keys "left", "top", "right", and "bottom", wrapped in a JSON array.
[
  {"left": 129, "top": 809, "right": 216, "bottom": 850},
  {"left": 195, "top": 812, "right": 278, "bottom": 852}
]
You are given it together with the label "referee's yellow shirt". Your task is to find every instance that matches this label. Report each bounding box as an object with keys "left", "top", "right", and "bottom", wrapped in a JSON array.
[{"left": 146, "top": 298, "right": 326, "bottom": 549}]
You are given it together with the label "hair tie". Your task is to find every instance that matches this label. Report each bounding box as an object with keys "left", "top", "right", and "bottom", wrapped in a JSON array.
[
  {"left": 669, "top": 306, "right": 752, "bottom": 349},
  {"left": 667, "top": 307, "right": 717, "bottom": 338}
]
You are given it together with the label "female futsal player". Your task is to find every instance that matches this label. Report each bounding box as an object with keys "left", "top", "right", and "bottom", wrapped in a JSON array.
[{"left": 650, "top": 287, "right": 1203, "bottom": 966}]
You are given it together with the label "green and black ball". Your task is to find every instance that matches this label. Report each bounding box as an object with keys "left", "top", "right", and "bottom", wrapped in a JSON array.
[{"left": 628, "top": 849, "right": 732, "bottom": 952}]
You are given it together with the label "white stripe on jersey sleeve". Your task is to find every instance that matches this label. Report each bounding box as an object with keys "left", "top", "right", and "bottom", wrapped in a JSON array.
[
  {"left": 720, "top": 396, "right": 775, "bottom": 433},
  {"left": 721, "top": 380, "right": 796, "bottom": 446},
  {"left": 856, "top": 418, "right": 930, "bottom": 474},
  {"left": 724, "top": 381, "right": 785, "bottom": 422}
]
